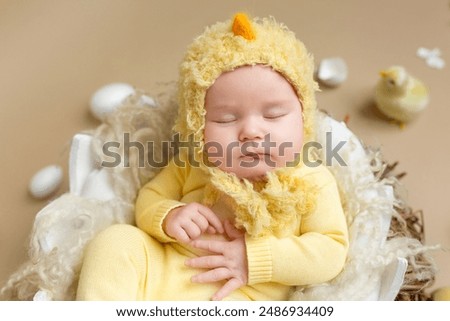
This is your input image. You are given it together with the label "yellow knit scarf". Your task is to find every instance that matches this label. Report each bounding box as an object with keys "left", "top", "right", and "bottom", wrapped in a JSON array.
[{"left": 202, "top": 165, "right": 317, "bottom": 238}]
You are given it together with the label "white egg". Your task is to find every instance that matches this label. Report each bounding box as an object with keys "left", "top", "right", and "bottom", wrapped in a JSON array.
[
  {"left": 90, "top": 83, "right": 135, "bottom": 121},
  {"left": 29, "top": 165, "right": 63, "bottom": 199},
  {"left": 317, "top": 57, "right": 348, "bottom": 87}
]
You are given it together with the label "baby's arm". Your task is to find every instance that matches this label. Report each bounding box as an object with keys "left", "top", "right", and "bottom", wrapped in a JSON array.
[
  {"left": 246, "top": 168, "right": 349, "bottom": 286},
  {"left": 136, "top": 151, "right": 222, "bottom": 242}
]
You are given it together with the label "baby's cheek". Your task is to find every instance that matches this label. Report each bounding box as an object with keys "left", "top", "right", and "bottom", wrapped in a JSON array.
[{"left": 276, "top": 139, "right": 303, "bottom": 166}]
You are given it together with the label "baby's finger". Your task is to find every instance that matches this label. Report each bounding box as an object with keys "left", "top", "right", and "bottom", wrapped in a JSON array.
[
  {"left": 185, "top": 255, "right": 225, "bottom": 269},
  {"left": 206, "top": 226, "right": 217, "bottom": 234},
  {"left": 189, "top": 239, "right": 225, "bottom": 254},
  {"left": 212, "top": 278, "right": 243, "bottom": 301},
  {"left": 191, "top": 267, "right": 231, "bottom": 284},
  {"left": 172, "top": 227, "right": 191, "bottom": 244},
  {"left": 190, "top": 214, "right": 210, "bottom": 233},
  {"left": 198, "top": 205, "right": 224, "bottom": 234},
  {"left": 223, "top": 220, "right": 244, "bottom": 239},
  {"left": 181, "top": 222, "right": 202, "bottom": 241}
]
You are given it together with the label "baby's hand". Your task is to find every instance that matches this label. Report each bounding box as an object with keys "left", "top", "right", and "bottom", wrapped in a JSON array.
[
  {"left": 186, "top": 220, "right": 248, "bottom": 301},
  {"left": 163, "top": 202, "right": 224, "bottom": 243}
]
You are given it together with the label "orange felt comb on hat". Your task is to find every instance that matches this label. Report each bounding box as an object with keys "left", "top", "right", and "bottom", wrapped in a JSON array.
[{"left": 232, "top": 13, "right": 255, "bottom": 40}]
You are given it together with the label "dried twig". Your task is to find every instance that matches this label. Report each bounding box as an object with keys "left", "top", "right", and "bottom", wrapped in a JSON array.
[{"left": 377, "top": 161, "right": 436, "bottom": 301}]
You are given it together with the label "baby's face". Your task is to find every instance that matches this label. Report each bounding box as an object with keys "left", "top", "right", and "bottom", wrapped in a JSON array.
[{"left": 204, "top": 65, "right": 304, "bottom": 180}]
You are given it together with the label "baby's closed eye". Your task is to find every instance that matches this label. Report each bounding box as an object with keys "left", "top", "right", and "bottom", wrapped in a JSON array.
[
  {"left": 211, "top": 114, "right": 237, "bottom": 124},
  {"left": 263, "top": 108, "right": 292, "bottom": 120},
  {"left": 264, "top": 112, "right": 287, "bottom": 119}
]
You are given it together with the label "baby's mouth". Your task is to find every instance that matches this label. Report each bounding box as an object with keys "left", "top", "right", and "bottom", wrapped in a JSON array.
[{"left": 240, "top": 152, "right": 270, "bottom": 160}]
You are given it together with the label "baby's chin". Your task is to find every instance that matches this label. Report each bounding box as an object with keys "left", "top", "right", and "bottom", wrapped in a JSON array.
[
  {"left": 231, "top": 166, "right": 273, "bottom": 182},
  {"left": 213, "top": 157, "right": 288, "bottom": 181}
]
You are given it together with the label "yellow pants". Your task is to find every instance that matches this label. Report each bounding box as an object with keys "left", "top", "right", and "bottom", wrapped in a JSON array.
[{"left": 76, "top": 224, "right": 288, "bottom": 300}]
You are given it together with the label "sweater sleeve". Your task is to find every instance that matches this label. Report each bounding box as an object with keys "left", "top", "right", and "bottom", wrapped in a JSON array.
[
  {"left": 135, "top": 156, "right": 188, "bottom": 243},
  {"left": 245, "top": 166, "right": 349, "bottom": 286}
]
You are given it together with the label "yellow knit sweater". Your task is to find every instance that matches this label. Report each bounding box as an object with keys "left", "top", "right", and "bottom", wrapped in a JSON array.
[
  {"left": 77, "top": 150, "right": 348, "bottom": 300},
  {"left": 134, "top": 150, "right": 349, "bottom": 300}
]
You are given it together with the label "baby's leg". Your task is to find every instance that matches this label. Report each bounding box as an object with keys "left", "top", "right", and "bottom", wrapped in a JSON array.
[
  {"left": 76, "top": 223, "right": 251, "bottom": 300},
  {"left": 76, "top": 224, "right": 164, "bottom": 300}
]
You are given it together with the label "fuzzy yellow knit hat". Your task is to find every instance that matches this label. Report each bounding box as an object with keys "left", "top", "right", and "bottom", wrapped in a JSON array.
[{"left": 174, "top": 13, "right": 319, "bottom": 149}]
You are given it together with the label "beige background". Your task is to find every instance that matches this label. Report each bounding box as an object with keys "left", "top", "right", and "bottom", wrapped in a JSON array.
[{"left": 1, "top": 0, "right": 449, "bottom": 296}]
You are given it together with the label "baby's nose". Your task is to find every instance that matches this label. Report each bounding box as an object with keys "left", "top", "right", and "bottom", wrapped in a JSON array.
[{"left": 238, "top": 117, "right": 265, "bottom": 142}]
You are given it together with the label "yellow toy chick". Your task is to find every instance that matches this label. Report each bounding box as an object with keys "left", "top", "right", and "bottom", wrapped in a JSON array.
[{"left": 375, "top": 66, "right": 429, "bottom": 124}]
